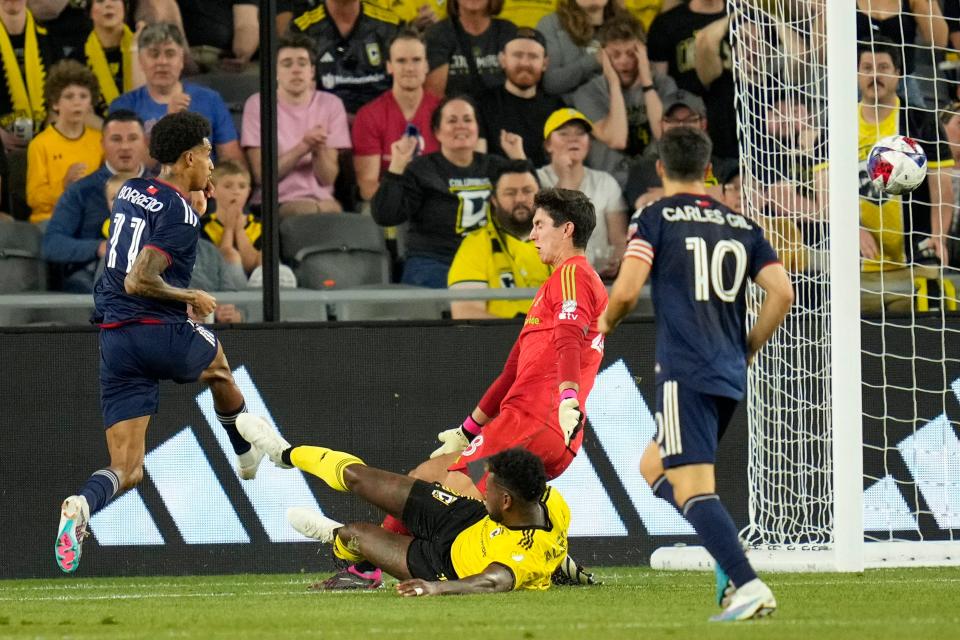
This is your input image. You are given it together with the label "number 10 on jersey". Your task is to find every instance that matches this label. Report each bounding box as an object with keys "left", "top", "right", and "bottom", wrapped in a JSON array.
[{"left": 685, "top": 237, "right": 747, "bottom": 302}]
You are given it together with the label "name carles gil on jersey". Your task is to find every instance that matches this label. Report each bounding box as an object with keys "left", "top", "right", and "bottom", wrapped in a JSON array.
[
  {"left": 662, "top": 203, "right": 753, "bottom": 230},
  {"left": 117, "top": 184, "right": 165, "bottom": 212}
]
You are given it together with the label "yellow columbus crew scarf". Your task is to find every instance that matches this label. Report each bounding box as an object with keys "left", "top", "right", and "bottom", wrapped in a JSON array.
[
  {"left": 85, "top": 25, "right": 134, "bottom": 105},
  {"left": 0, "top": 11, "right": 46, "bottom": 126}
]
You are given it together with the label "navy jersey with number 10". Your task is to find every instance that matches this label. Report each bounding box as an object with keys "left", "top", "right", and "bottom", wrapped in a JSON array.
[
  {"left": 626, "top": 194, "right": 780, "bottom": 400},
  {"left": 93, "top": 178, "right": 201, "bottom": 325}
]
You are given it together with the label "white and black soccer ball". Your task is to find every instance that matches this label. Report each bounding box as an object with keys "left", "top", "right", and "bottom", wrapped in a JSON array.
[{"left": 867, "top": 134, "right": 927, "bottom": 196}]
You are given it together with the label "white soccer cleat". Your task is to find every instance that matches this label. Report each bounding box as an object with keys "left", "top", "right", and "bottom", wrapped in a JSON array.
[
  {"left": 287, "top": 507, "right": 342, "bottom": 543},
  {"left": 709, "top": 578, "right": 777, "bottom": 622},
  {"left": 236, "top": 414, "right": 292, "bottom": 469},
  {"left": 236, "top": 444, "right": 265, "bottom": 480},
  {"left": 55, "top": 495, "right": 90, "bottom": 573}
]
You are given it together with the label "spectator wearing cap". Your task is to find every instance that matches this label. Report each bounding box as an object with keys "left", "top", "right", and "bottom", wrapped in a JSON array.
[
  {"left": 110, "top": 22, "right": 247, "bottom": 169},
  {"left": 476, "top": 27, "right": 562, "bottom": 167},
  {"left": 624, "top": 89, "right": 733, "bottom": 209},
  {"left": 287, "top": 0, "right": 399, "bottom": 115},
  {"left": 242, "top": 32, "right": 351, "bottom": 216},
  {"left": 352, "top": 28, "right": 441, "bottom": 203},
  {"left": 570, "top": 13, "right": 673, "bottom": 188},
  {"left": 536, "top": 107, "right": 626, "bottom": 278},
  {"left": 424, "top": 0, "right": 518, "bottom": 99}
]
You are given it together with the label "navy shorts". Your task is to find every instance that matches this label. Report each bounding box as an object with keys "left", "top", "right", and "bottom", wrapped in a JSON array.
[
  {"left": 655, "top": 380, "right": 738, "bottom": 468},
  {"left": 99, "top": 320, "right": 219, "bottom": 428},
  {"left": 402, "top": 480, "right": 487, "bottom": 581}
]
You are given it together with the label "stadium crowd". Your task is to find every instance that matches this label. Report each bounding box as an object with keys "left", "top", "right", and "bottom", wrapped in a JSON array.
[{"left": 1, "top": 0, "right": 959, "bottom": 318}]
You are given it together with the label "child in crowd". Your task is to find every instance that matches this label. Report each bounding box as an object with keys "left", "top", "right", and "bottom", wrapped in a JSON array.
[
  {"left": 26, "top": 60, "right": 103, "bottom": 225},
  {"left": 205, "top": 160, "right": 297, "bottom": 288}
]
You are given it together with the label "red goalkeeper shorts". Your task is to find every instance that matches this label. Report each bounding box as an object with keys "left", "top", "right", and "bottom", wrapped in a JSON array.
[{"left": 448, "top": 406, "right": 581, "bottom": 485}]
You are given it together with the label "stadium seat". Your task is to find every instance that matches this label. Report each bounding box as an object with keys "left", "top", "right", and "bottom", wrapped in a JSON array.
[
  {"left": 280, "top": 213, "right": 391, "bottom": 289},
  {"left": 190, "top": 71, "right": 261, "bottom": 134},
  {"left": 0, "top": 219, "right": 46, "bottom": 292}
]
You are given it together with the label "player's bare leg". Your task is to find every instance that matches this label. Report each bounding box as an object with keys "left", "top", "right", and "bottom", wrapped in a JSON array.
[
  {"left": 56, "top": 416, "right": 150, "bottom": 573},
  {"left": 439, "top": 470, "right": 484, "bottom": 500},
  {"left": 323, "top": 523, "right": 413, "bottom": 582},
  {"left": 105, "top": 417, "right": 151, "bottom": 491},
  {"left": 199, "top": 344, "right": 263, "bottom": 479}
]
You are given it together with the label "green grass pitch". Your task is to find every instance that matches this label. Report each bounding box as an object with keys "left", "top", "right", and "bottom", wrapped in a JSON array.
[{"left": 1, "top": 567, "right": 958, "bottom": 639}]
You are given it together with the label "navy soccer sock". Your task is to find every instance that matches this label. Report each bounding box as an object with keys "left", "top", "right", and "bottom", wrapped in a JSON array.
[
  {"left": 217, "top": 401, "right": 251, "bottom": 454},
  {"left": 79, "top": 468, "right": 120, "bottom": 515},
  {"left": 651, "top": 475, "right": 678, "bottom": 509},
  {"left": 683, "top": 494, "right": 757, "bottom": 588}
]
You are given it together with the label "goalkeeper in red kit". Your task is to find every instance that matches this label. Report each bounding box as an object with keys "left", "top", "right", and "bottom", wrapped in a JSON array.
[
  {"left": 435, "top": 188, "right": 608, "bottom": 494},
  {"left": 318, "top": 188, "right": 608, "bottom": 590}
]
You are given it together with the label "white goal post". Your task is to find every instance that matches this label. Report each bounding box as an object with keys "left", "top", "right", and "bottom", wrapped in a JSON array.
[{"left": 652, "top": 0, "right": 960, "bottom": 572}]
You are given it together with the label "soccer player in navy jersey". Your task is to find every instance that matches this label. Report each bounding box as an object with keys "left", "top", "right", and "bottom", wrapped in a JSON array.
[
  {"left": 54, "top": 112, "right": 263, "bottom": 574},
  {"left": 599, "top": 127, "right": 794, "bottom": 621}
]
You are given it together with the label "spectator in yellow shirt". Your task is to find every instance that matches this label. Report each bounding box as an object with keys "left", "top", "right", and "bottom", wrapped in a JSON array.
[
  {"left": 26, "top": 60, "right": 103, "bottom": 224},
  {"left": 448, "top": 159, "right": 552, "bottom": 318}
]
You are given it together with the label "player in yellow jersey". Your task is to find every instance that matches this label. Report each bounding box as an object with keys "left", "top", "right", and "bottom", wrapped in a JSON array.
[{"left": 237, "top": 415, "right": 570, "bottom": 594}]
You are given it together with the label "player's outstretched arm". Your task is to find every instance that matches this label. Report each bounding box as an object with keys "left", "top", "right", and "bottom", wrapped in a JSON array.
[
  {"left": 125, "top": 246, "right": 217, "bottom": 317},
  {"left": 395, "top": 563, "right": 514, "bottom": 596},
  {"left": 599, "top": 257, "right": 651, "bottom": 335},
  {"left": 747, "top": 262, "right": 794, "bottom": 362}
]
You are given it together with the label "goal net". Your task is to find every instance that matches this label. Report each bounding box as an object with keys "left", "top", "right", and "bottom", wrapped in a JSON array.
[
  {"left": 740, "top": 0, "right": 960, "bottom": 568},
  {"left": 654, "top": 0, "right": 960, "bottom": 571}
]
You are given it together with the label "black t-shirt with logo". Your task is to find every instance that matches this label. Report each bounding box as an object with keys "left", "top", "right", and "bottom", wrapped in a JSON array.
[
  {"left": 647, "top": 4, "right": 725, "bottom": 96},
  {"left": 290, "top": 1, "right": 399, "bottom": 113},
  {"left": 371, "top": 152, "right": 509, "bottom": 263},
  {"left": 425, "top": 18, "right": 517, "bottom": 99}
]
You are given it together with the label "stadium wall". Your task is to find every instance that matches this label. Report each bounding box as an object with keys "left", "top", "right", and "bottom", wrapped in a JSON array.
[{"left": 2, "top": 317, "right": 957, "bottom": 579}]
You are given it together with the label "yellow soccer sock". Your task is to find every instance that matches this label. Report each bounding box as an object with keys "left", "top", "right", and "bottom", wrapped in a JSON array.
[
  {"left": 289, "top": 446, "right": 365, "bottom": 492},
  {"left": 333, "top": 533, "right": 365, "bottom": 563}
]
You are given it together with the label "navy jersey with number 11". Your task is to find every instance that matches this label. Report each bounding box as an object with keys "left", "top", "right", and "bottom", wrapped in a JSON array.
[
  {"left": 93, "top": 178, "right": 201, "bottom": 325},
  {"left": 626, "top": 194, "right": 780, "bottom": 400}
]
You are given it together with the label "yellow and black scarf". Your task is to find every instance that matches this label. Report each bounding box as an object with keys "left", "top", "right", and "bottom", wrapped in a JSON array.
[
  {"left": 85, "top": 25, "right": 134, "bottom": 105},
  {"left": 0, "top": 11, "right": 46, "bottom": 125}
]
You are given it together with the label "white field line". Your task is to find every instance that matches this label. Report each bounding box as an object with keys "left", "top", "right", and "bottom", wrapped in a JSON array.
[
  {"left": 0, "top": 589, "right": 381, "bottom": 603},
  {"left": 0, "top": 580, "right": 309, "bottom": 592}
]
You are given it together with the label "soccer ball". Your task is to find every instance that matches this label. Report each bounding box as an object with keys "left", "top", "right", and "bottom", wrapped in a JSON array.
[{"left": 867, "top": 135, "right": 927, "bottom": 196}]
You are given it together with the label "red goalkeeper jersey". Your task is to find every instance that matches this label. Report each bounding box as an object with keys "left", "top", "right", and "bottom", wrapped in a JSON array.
[{"left": 479, "top": 255, "right": 608, "bottom": 430}]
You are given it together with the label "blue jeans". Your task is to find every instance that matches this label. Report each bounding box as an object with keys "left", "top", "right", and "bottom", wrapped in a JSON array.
[{"left": 401, "top": 255, "right": 450, "bottom": 289}]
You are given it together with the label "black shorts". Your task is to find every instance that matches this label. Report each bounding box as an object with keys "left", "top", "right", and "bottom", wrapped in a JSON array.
[{"left": 403, "top": 480, "right": 487, "bottom": 581}]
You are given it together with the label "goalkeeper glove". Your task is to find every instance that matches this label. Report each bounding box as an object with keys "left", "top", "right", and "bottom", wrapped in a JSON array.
[
  {"left": 430, "top": 416, "right": 482, "bottom": 458},
  {"left": 558, "top": 389, "right": 583, "bottom": 446}
]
